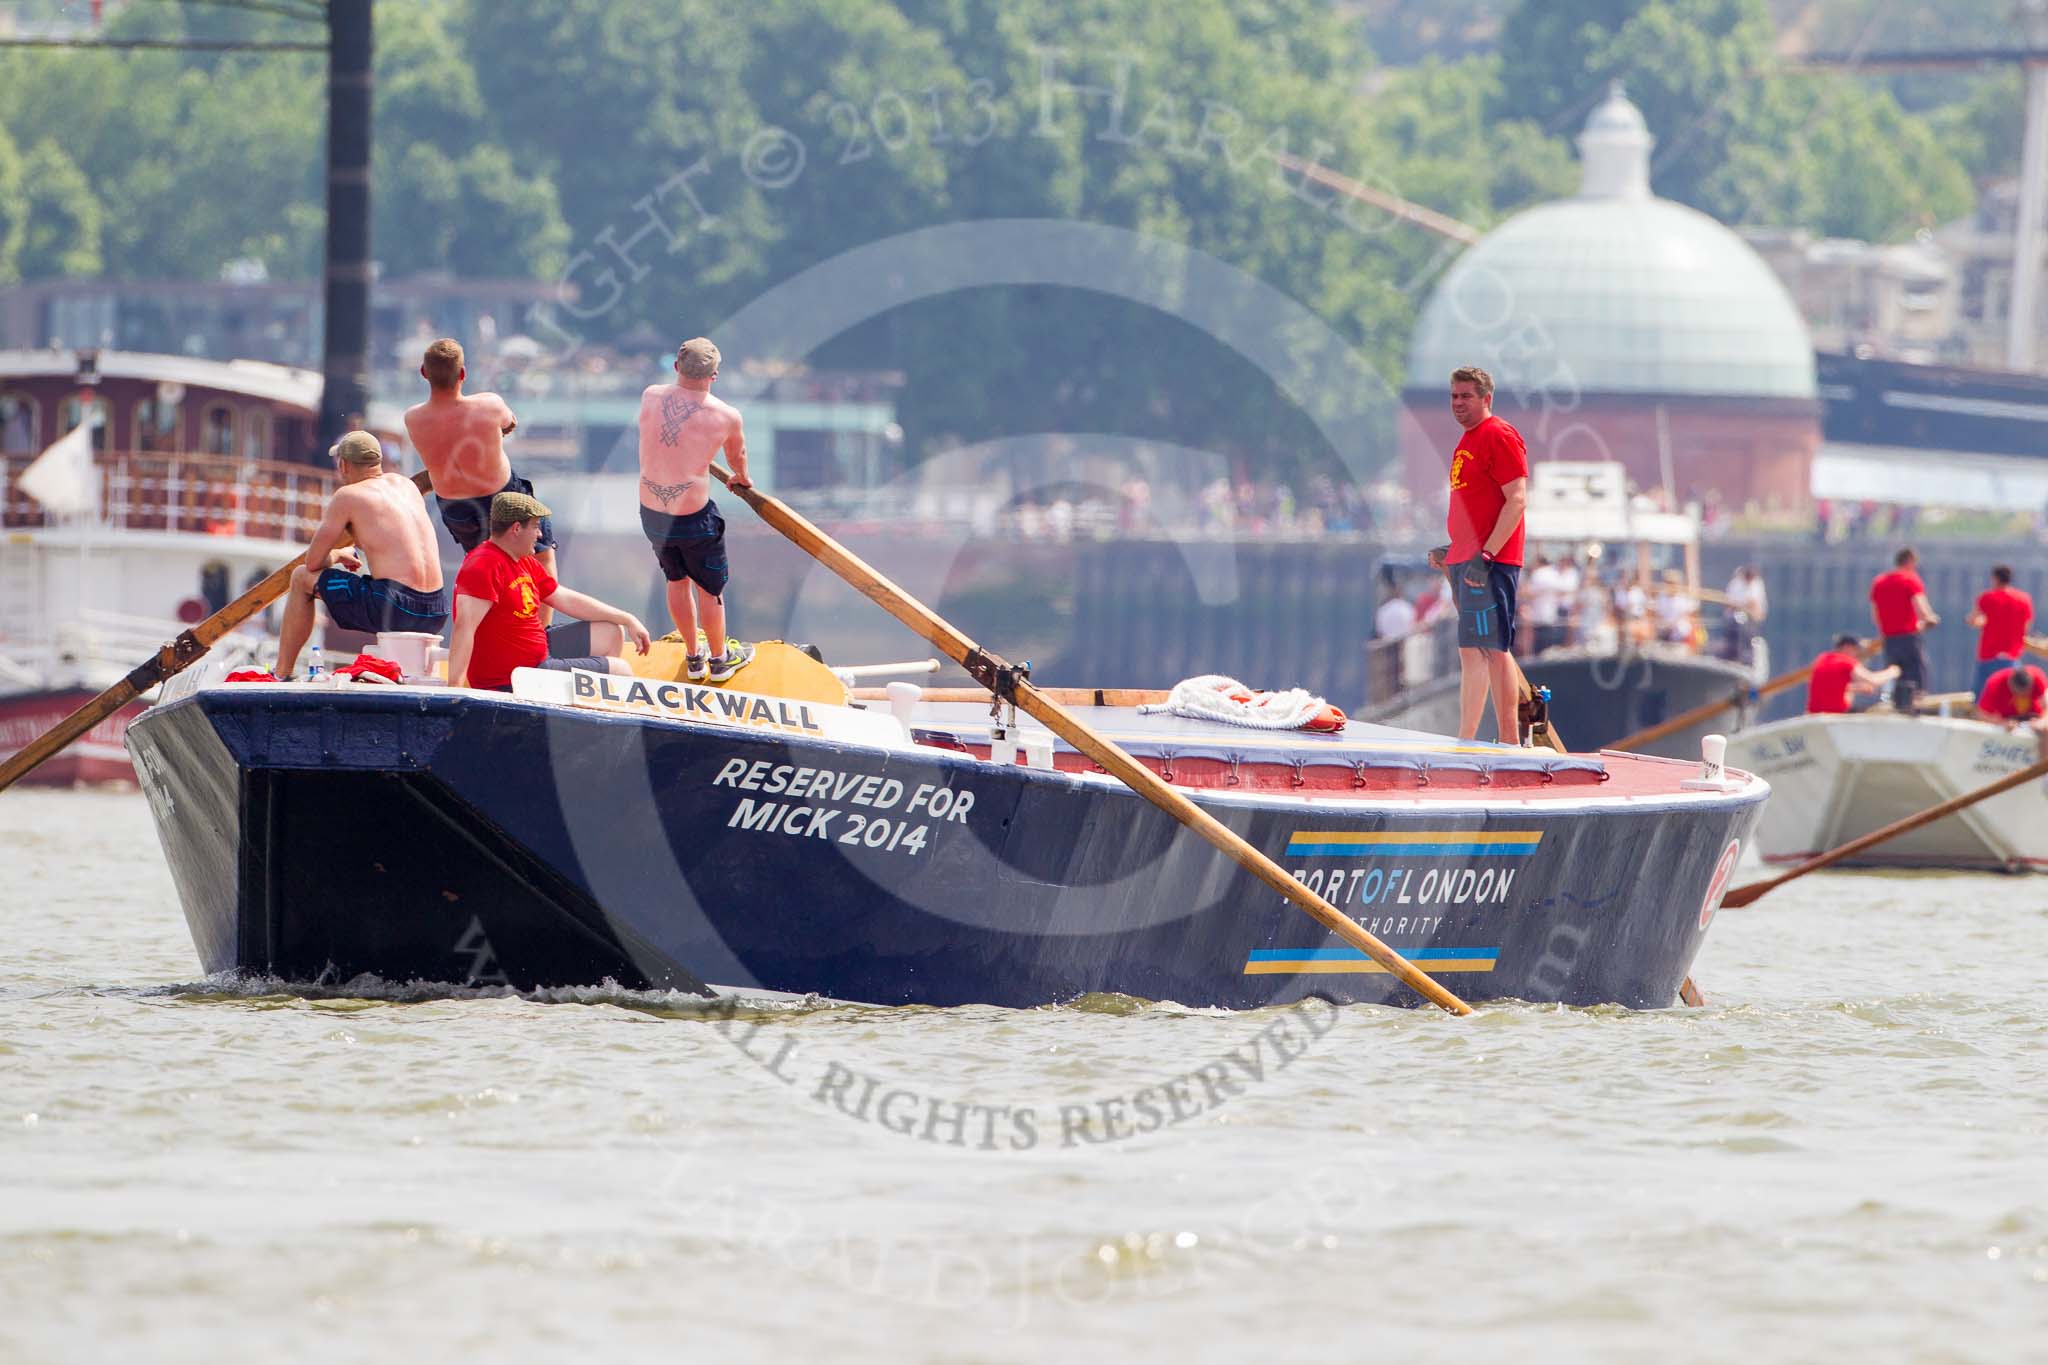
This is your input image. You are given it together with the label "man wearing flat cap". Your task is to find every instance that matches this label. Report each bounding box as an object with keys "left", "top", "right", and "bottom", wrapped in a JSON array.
[
  {"left": 277, "top": 431, "right": 450, "bottom": 678},
  {"left": 446, "top": 489, "right": 652, "bottom": 691}
]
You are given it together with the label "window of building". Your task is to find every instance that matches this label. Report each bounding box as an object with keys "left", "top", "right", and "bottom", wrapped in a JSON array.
[
  {"left": 203, "top": 405, "right": 236, "bottom": 456},
  {"left": 136, "top": 393, "right": 183, "bottom": 452},
  {"left": 0, "top": 394, "right": 37, "bottom": 454},
  {"left": 242, "top": 407, "right": 272, "bottom": 462},
  {"left": 59, "top": 397, "right": 109, "bottom": 452}
]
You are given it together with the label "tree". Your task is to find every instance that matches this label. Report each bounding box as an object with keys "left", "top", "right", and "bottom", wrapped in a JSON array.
[
  {"left": 374, "top": 3, "right": 569, "bottom": 278},
  {"left": 0, "top": 123, "right": 22, "bottom": 284},
  {"left": 17, "top": 140, "right": 102, "bottom": 280},
  {"left": 1492, "top": 0, "right": 1976, "bottom": 239}
]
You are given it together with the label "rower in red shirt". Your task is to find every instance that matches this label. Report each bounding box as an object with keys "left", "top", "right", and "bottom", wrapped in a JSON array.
[
  {"left": 1805, "top": 634, "right": 1897, "bottom": 715},
  {"left": 1977, "top": 660, "right": 2048, "bottom": 760},
  {"left": 1965, "top": 563, "right": 2034, "bottom": 693},
  {"left": 1868, "top": 546, "right": 1939, "bottom": 709},
  {"left": 1427, "top": 364, "right": 1528, "bottom": 743}
]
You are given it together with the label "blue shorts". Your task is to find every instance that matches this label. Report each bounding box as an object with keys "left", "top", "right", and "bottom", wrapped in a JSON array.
[
  {"left": 640, "top": 501, "right": 728, "bottom": 595},
  {"left": 317, "top": 568, "right": 450, "bottom": 635},
  {"left": 438, "top": 470, "right": 556, "bottom": 552},
  {"left": 1450, "top": 559, "right": 1518, "bottom": 652},
  {"left": 1975, "top": 655, "right": 2018, "bottom": 692}
]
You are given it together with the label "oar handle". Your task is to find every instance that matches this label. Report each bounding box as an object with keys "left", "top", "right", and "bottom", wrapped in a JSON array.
[
  {"left": 709, "top": 464, "right": 1475, "bottom": 1015},
  {"left": 1723, "top": 748, "right": 2048, "bottom": 908},
  {"left": 0, "top": 469, "right": 434, "bottom": 796}
]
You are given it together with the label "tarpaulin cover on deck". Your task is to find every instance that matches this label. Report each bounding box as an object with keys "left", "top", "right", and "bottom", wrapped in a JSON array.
[{"left": 910, "top": 703, "right": 1607, "bottom": 778}]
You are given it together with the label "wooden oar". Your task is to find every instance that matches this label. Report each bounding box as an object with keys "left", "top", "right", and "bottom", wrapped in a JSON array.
[
  {"left": 710, "top": 465, "right": 1474, "bottom": 1016},
  {"left": 1722, "top": 750, "right": 2048, "bottom": 908},
  {"left": 0, "top": 469, "right": 433, "bottom": 795}
]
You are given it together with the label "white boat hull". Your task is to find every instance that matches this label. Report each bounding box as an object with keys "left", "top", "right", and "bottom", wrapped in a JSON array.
[{"left": 1727, "top": 714, "right": 2048, "bottom": 872}]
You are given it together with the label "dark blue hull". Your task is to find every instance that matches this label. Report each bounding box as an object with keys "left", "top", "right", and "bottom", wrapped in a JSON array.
[{"left": 127, "top": 688, "right": 1765, "bottom": 1010}]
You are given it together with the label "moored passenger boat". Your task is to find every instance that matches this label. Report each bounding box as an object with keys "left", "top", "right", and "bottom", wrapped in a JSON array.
[
  {"left": 0, "top": 349, "right": 340, "bottom": 785},
  {"left": 127, "top": 656, "right": 1767, "bottom": 1011}
]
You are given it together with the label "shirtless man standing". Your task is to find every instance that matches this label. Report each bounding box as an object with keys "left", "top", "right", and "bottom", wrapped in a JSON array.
[
  {"left": 403, "top": 337, "right": 557, "bottom": 620},
  {"left": 637, "top": 336, "right": 754, "bottom": 682},
  {"left": 277, "top": 432, "right": 450, "bottom": 678}
]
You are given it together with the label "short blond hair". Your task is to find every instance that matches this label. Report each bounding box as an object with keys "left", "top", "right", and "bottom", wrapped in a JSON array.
[
  {"left": 1450, "top": 365, "right": 1493, "bottom": 399},
  {"left": 677, "top": 337, "right": 720, "bottom": 380},
  {"left": 422, "top": 338, "right": 464, "bottom": 388}
]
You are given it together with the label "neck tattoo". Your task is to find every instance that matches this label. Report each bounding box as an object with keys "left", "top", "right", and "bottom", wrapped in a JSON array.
[
  {"left": 659, "top": 392, "right": 705, "bottom": 444},
  {"left": 642, "top": 475, "right": 693, "bottom": 505}
]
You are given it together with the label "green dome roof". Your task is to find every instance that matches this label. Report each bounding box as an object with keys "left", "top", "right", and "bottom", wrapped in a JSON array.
[{"left": 1407, "top": 86, "right": 1816, "bottom": 401}]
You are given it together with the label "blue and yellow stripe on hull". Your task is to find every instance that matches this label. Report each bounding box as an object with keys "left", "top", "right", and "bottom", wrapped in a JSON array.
[
  {"left": 1243, "top": 946, "right": 1500, "bottom": 975},
  {"left": 1285, "top": 830, "right": 1542, "bottom": 858}
]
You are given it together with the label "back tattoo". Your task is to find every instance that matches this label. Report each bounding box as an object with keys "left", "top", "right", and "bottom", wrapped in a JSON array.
[
  {"left": 641, "top": 475, "right": 693, "bottom": 505},
  {"left": 659, "top": 391, "right": 705, "bottom": 444}
]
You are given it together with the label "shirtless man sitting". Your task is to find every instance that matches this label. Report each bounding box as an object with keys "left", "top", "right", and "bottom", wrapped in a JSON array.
[
  {"left": 637, "top": 336, "right": 754, "bottom": 683},
  {"left": 403, "top": 337, "right": 556, "bottom": 619},
  {"left": 277, "top": 431, "right": 450, "bottom": 678}
]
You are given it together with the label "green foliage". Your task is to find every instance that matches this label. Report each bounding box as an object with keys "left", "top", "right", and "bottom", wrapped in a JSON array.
[
  {"left": 1494, "top": 0, "right": 1977, "bottom": 239},
  {"left": 0, "top": 124, "right": 21, "bottom": 284},
  {"left": 17, "top": 140, "right": 102, "bottom": 281},
  {"left": 1927, "top": 68, "right": 2024, "bottom": 186}
]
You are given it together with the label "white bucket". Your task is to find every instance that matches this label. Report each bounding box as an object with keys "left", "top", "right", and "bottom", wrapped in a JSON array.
[{"left": 375, "top": 631, "right": 443, "bottom": 680}]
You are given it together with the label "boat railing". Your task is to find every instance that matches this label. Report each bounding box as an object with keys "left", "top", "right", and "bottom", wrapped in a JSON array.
[{"left": 0, "top": 450, "right": 333, "bottom": 542}]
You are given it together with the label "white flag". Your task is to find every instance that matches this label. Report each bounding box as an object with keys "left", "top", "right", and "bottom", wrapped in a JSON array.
[{"left": 18, "top": 421, "right": 98, "bottom": 516}]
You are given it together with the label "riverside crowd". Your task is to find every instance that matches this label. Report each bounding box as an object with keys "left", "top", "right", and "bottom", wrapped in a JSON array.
[{"left": 1375, "top": 556, "right": 1767, "bottom": 662}]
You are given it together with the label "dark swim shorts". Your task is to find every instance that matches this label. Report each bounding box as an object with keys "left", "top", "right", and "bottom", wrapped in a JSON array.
[
  {"left": 1450, "top": 558, "right": 1519, "bottom": 652},
  {"left": 438, "top": 470, "right": 556, "bottom": 552},
  {"left": 316, "top": 567, "right": 451, "bottom": 635},
  {"left": 640, "top": 500, "right": 728, "bottom": 595}
]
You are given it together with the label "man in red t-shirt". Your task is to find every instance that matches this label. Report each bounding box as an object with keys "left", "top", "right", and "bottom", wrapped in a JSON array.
[
  {"left": 1977, "top": 661, "right": 2048, "bottom": 722},
  {"left": 1977, "top": 661, "right": 2048, "bottom": 759},
  {"left": 446, "top": 492, "right": 652, "bottom": 691},
  {"left": 1805, "top": 634, "right": 1896, "bottom": 714},
  {"left": 1427, "top": 365, "right": 1529, "bottom": 742},
  {"left": 1965, "top": 564, "right": 2033, "bottom": 693},
  {"left": 1868, "top": 546, "right": 1939, "bottom": 707}
]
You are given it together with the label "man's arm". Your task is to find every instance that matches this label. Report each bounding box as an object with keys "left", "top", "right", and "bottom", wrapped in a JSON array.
[
  {"left": 446, "top": 594, "right": 492, "bottom": 688},
  {"left": 304, "top": 488, "right": 357, "bottom": 574},
  {"left": 724, "top": 412, "right": 751, "bottom": 490},
  {"left": 492, "top": 393, "right": 518, "bottom": 436},
  {"left": 1967, "top": 608, "right": 1987, "bottom": 627},
  {"left": 542, "top": 586, "right": 652, "bottom": 654},
  {"left": 1482, "top": 476, "right": 1528, "bottom": 558},
  {"left": 1854, "top": 663, "right": 1900, "bottom": 687},
  {"left": 1914, "top": 591, "right": 1940, "bottom": 627}
]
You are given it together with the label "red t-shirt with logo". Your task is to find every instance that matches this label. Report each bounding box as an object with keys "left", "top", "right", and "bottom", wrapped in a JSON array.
[
  {"left": 454, "top": 542, "right": 557, "bottom": 690},
  {"left": 1870, "top": 569, "right": 1926, "bottom": 637},
  {"left": 1978, "top": 664, "right": 2048, "bottom": 721},
  {"left": 1975, "top": 586, "right": 2033, "bottom": 660},
  {"left": 1446, "top": 415, "right": 1529, "bottom": 566},
  {"left": 1807, "top": 651, "right": 1856, "bottom": 714}
]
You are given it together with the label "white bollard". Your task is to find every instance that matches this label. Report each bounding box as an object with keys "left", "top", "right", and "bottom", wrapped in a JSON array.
[
  {"left": 990, "top": 732, "right": 1018, "bottom": 766},
  {"left": 1683, "top": 733, "right": 1732, "bottom": 790},
  {"left": 885, "top": 681, "right": 922, "bottom": 727},
  {"left": 1021, "top": 734, "right": 1054, "bottom": 770}
]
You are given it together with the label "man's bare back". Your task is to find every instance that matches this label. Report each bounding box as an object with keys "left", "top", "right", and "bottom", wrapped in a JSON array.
[
  {"left": 327, "top": 472, "right": 443, "bottom": 590},
  {"left": 404, "top": 390, "right": 518, "bottom": 500},
  {"left": 637, "top": 383, "right": 747, "bottom": 515}
]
